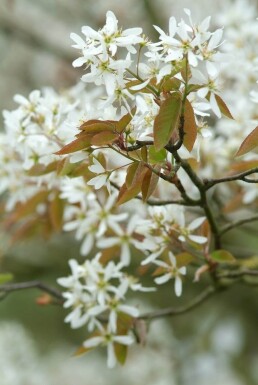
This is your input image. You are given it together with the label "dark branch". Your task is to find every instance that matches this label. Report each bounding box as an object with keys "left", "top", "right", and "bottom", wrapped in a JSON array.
[
  {"left": 110, "top": 180, "right": 199, "bottom": 207},
  {"left": 139, "top": 285, "right": 216, "bottom": 320},
  {"left": 217, "top": 269, "right": 258, "bottom": 279},
  {"left": 126, "top": 140, "right": 153, "bottom": 152},
  {"left": 172, "top": 151, "right": 221, "bottom": 248},
  {"left": 203, "top": 167, "right": 258, "bottom": 190},
  {"left": 220, "top": 215, "right": 258, "bottom": 236},
  {"left": 0, "top": 281, "right": 64, "bottom": 302}
]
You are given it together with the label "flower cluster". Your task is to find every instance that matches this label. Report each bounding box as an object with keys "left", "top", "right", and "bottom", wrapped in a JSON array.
[{"left": 57, "top": 254, "right": 153, "bottom": 368}]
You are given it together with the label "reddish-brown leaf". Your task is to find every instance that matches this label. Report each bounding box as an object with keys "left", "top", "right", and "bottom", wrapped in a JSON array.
[
  {"left": 117, "top": 162, "right": 148, "bottom": 205},
  {"left": 80, "top": 120, "right": 115, "bottom": 132},
  {"left": 10, "top": 217, "right": 39, "bottom": 243},
  {"left": 27, "top": 161, "right": 58, "bottom": 176},
  {"left": 49, "top": 193, "right": 64, "bottom": 232},
  {"left": 11, "top": 190, "right": 49, "bottom": 221},
  {"left": 73, "top": 345, "right": 93, "bottom": 357},
  {"left": 141, "top": 146, "right": 148, "bottom": 162},
  {"left": 183, "top": 99, "right": 197, "bottom": 151},
  {"left": 141, "top": 167, "right": 160, "bottom": 202},
  {"left": 91, "top": 131, "right": 118, "bottom": 146},
  {"left": 235, "top": 126, "right": 258, "bottom": 157},
  {"left": 230, "top": 160, "right": 258, "bottom": 172},
  {"left": 125, "top": 162, "right": 139, "bottom": 188},
  {"left": 116, "top": 107, "right": 136, "bottom": 133},
  {"left": 56, "top": 157, "right": 77, "bottom": 176},
  {"left": 215, "top": 94, "right": 234, "bottom": 119},
  {"left": 55, "top": 137, "right": 91, "bottom": 155}
]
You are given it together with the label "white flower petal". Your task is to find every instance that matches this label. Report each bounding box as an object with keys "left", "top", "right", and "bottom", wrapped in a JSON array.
[
  {"left": 155, "top": 273, "right": 171, "bottom": 285},
  {"left": 113, "top": 335, "right": 134, "bottom": 345},
  {"left": 107, "top": 342, "right": 117, "bottom": 369},
  {"left": 188, "top": 216, "right": 206, "bottom": 231},
  {"left": 189, "top": 234, "right": 207, "bottom": 244},
  {"left": 174, "top": 276, "right": 182, "bottom": 297},
  {"left": 83, "top": 336, "right": 103, "bottom": 348}
]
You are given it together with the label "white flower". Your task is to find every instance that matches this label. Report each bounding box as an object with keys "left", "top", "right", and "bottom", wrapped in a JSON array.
[
  {"left": 88, "top": 158, "right": 111, "bottom": 193},
  {"left": 72, "top": 11, "right": 143, "bottom": 61},
  {"left": 178, "top": 216, "right": 207, "bottom": 244},
  {"left": 154, "top": 252, "right": 186, "bottom": 297},
  {"left": 193, "top": 66, "right": 222, "bottom": 118},
  {"left": 83, "top": 324, "right": 134, "bottom": 368},
  {"left": 97, "top": 215, "right": 140, "bottom": 266}
]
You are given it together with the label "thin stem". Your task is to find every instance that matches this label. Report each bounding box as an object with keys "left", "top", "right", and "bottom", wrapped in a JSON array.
[
  {"left": 200, "top": 190, "right": 221, "bottom": 249},
  {"left": 220, "top": 215, "right": 258, "bottom": 236},
  {"left": 0, "top": 281, "right": 64, "bottom": 302},
  {"left": 217, "top": 269, "right": 258, "bottom": 279},
  {"left": 172, "top": 151, "right": 221, "bottom": 248},
  {"left": 110, "top": 180, "right": 198, "bottom": 206},
  {"left": 126, "top": 68, "right": 159, "bottom": 97},
  {"left": 204, "top": 167, "right": 258, "bottom": 190},
  {"left": 139, "top": 285, "right": 216, "bottom": 321},
  {"left": 126, "top": 140, "right": 153, "bottom": 152},
  {"left": 136, "top": 45, "right": 143, "bottom": 77}
]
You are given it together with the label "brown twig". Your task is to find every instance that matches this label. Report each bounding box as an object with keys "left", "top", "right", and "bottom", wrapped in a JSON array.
[
  {"left": 0, "top": 281, "right": 64, "bottom": 302},
  {"left": 139, "top": 285, "right": 217, "bottom": 320},
  {"left": 220, "top": 215, "right": 258, "bottom": 236},
  {"left": 203, "top": 167, "right": 258, "bottom": 190}
]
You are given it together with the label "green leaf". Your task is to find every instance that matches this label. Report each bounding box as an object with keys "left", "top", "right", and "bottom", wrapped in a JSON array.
[
  {"left": 176, "top": 252, "right": 195, "bottom": 268},
  {"left": 186, "top": 84, "right": 204, "bottom": 94},
  {"left": 114, "top": 343, "right": 128, "bottom": 365},
  {"left": 56, "top": 157, "right": 77, "bottom": 176},
  {"left": 154, "top": 93, "right": 182, "bottom": 151},
  {"left": 148, "top": 146, "right": 167, "bottom": 164},
  {"left": 183, "top": 99, "right": 197, "bottom": 151},
  {"left": 161, "top": 77, "right": 181, "bottom": 92},
  {"left": 215, "top": 94, "right": 234, "bottom": 119},
  {"left": 0, "top": 273, "right": 13, "bottom": 284},
  {"left": 235, "top": 126, "right": 258, "bottom": 157},
  {"left": 239, "top": 256, "right": 258, "bottom": 269},
  {"left": 141, "top": 146, "right": 148, "bottom": 162},
  {"left": 210, "top": 250, "right": 236, "bottom": 263}
]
